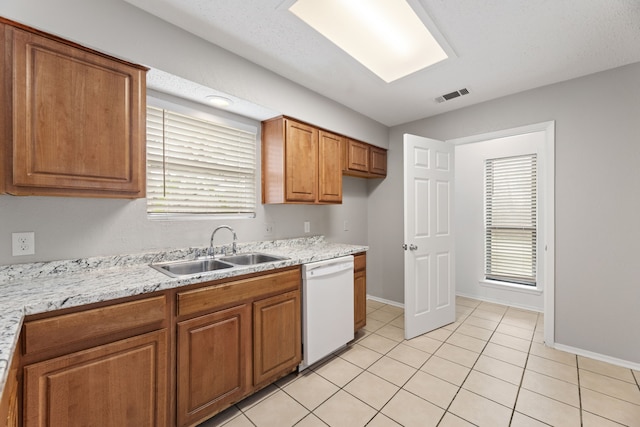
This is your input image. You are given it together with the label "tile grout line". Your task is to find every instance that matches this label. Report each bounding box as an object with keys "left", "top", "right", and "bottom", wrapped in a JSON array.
[
  {"left": 390, "top": 306, "right": 466, "bottom": 426},
  {"left": 360, "top": 306, "right": 441, "bottom": 426},
  {"left": 358, "top": 304, "right": 451, "bottom": 426},
  {"left": 576, "top": 352, "right": 583, "bottom": 427},
  {"left": 450, "top": 303, "right": 577, "bottom": 426},
  {"left": 431, "top": 304, "right": 489, "bottom": 426},
  {"left": 508, "top": 311, "right": 542, "bottom": 426},
  {"left": 437, "top": 302, "right": 515, "bottom": 426},
  {"left": 356, "top": 303, "right": 468, "bottom": 426}
]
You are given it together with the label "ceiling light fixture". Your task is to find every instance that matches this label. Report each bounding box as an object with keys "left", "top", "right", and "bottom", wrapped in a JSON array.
[
  {"left": 289, "top": 0, "right": 449, "bottom": 83},
  {"left": 205, "top": 95, "right": 233, "bottom": 108}
]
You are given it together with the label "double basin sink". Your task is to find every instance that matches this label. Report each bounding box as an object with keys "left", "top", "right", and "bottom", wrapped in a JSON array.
[{"left": 151, "top": 253, "right": 288, "bottom": 278}]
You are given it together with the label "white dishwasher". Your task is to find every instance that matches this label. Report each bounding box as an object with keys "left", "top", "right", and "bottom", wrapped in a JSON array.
[{"left": 299, "top": 255, "right": 354, "bottom": 371}]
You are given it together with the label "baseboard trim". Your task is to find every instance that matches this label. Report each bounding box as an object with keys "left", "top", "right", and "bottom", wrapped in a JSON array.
[
  {"left": 551, "top": 343, "right": 640, "bottom": 371},
  {"left": 455, "top": 291, "right": 543, "bottom": 313},
  {"left": 366, "top": 294, "right": 404, "bottom": 308}
]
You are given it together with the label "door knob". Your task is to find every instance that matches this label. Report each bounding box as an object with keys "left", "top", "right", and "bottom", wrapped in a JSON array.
[{"left": 409, "top": 244, "right": 418, "bottom": 250}]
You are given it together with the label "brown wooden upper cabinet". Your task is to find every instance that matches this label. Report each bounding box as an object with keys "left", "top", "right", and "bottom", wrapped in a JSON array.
[
  {"left": 344, "top": 138, "right": 387, "bottom": 178},
  {"left": 0, "top": 18, "right": 147, "bottom": 198},
  {"left": 262, "top": 116, "right": 342, "bottom": 204},
  {"left": 262, "top": 116, "right": 387, "bottom": 204},
  {"left": 345, "top": 139, "right": 369, "bottom": 173},
  {"left": 369, "top": 146, "right": 388, "bottom": 176}
]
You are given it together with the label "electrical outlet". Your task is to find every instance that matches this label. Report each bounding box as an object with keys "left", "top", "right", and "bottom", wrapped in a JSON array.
[
  {"left": 304, "top": 221, "right": 310, "bottom": 233},
  {"left": 264, "top": 222, "right": 274, "bottom": 237},
  {"left": 12, "top": 232, "right": 35, "bottom": 256},
  {"left": 343, "top": 220, "right": 349, "bottom": 231}
]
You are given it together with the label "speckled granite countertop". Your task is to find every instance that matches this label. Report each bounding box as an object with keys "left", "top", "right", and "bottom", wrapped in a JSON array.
[{"left": 0, "top": 236, "right": 367, "bottom": 396}]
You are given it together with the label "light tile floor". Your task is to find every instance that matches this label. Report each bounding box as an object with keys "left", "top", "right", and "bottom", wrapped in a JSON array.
[{"left": 199, "top": 297, "right": 640, "bottom": 427}]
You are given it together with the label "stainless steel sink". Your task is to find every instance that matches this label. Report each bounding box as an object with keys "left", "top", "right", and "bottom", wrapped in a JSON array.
[
  {"left": 150, "top": 258, "right": 234, "bottom": 278},
  {"left": 150, "top": 252, "right": 288, "bottom": 277},
  {"left": 220, "top": 253, "right": 288, "bottom": 265}
]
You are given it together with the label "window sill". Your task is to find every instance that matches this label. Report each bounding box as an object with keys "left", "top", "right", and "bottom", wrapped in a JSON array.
[{"left": 479, "top": 279, "right": 543, "bottom": 295}]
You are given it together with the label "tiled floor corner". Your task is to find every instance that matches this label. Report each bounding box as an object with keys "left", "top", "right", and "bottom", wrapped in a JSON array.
[{"left": 199, "top": 297, "right": 640, "bottom": 427}]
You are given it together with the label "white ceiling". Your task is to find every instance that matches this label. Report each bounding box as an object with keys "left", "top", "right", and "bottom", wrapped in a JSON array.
[{"left": 127, "top": 0, "right": 640, "bottom": 127}]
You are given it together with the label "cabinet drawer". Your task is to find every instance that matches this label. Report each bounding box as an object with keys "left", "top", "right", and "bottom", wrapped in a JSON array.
[
  {"left": 177, "top": 268, "right": 301, "bottom": 318},
  {"left": 23, "top": 295, "right": 166, "bottom": 356},
  {"left": 354, "top": 253, "right": 366, "bottom": 272}
]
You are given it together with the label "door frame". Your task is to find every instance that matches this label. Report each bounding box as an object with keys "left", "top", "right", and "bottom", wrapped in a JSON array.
[{"left": 447, "top": 121, "right": 555, "bottom": 346}]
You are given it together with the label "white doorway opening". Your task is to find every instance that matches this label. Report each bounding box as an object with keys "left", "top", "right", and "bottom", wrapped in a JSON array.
[{"left": 448, "top": 121, "right": 555, "bottom": 345}]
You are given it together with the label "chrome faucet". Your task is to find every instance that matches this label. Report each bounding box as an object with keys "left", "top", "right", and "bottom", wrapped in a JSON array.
[{"left": 209, "top": 225, "right": 237, "bottom": 257}]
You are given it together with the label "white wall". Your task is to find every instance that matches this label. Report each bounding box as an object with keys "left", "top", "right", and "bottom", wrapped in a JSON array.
[
  {"left": 455, "top": 132, "right": 545, "bottom": 311},
  {"left": 368, "top": 62, "right": 640, "bottom": 364},
  {"left": 0, "top": 0, "right": 381, "bottom": 264}
]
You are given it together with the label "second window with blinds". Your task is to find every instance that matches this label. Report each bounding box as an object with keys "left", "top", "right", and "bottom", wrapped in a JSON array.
[
  {"left": 485, "top": 154, "right": 538, "bottom": 286},
  {"left": 146, "top": 102, "right": 257, "bottom": 219}
]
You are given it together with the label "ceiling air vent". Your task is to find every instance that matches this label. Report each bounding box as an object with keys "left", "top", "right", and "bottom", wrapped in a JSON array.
[{"left": 435, "top": 88, "right": 470, "bottom": 103}]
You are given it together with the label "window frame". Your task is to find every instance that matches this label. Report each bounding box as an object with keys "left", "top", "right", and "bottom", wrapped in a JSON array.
[{"left": 145, "top": 94, "right": 259, "bottom": 221}]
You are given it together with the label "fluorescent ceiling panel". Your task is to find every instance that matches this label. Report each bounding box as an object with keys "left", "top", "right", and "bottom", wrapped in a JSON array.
[{"left": 289, "top": 0, "right": 448, "bottom": 83}]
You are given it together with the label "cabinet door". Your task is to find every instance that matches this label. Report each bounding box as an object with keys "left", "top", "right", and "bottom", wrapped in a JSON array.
[
  {"left": 346, "top": 139, "right": 370, "bottom": 173},
  {"left": 354, "top": 270, "right": 367, "bottom": 331},
  {"left": 8, "top": 27, "right": 145, "bottom": 197},
  {"left": 23, "top": 330, "right": 168, "bottom": 427},
  {"left": 177, "top": 304, "right": 251, "bottom": 427},
  {"left": 0, "top": 342, "right": 20, "bottom": 427},
  {"left": 354, "top": 253, "right": 367, "bottom": 331},
  {"left": 285, "top": 120, "right": 317, "bottom": 202},
  {"left": 253, "top": 290, "right": 301, "bottom": 387},
  {"left": 369, "top": 146, "right": 388, "bottom": 176},
  {"left": 318, "top": 130, "right": 343, "bottom": 203}
]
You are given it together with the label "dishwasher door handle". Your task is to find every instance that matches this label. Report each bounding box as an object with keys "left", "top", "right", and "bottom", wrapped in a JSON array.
[{"left": 306, "top": 262, "right": 353, "bottom": 278}]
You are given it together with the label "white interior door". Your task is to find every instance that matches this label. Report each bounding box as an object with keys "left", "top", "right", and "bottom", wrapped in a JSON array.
[{"left": 404, "top": 134, "right": 456, "bottom": 339}]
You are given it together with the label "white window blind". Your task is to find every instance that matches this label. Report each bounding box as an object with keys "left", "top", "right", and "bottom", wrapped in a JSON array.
[
  {"left": 146, "top": 106, "right": 257, "bottom": 216},
  {"left": 485, "top": 154, "right": 537, "bottom": 285}
]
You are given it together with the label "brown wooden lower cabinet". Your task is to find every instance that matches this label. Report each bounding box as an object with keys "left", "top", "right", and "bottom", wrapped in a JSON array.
[
  {"left": 253, "top": 290, "right": 301, "bottom": 388},
  {"left": 176, "top": 304, "right": 251, "bottom": 427},
  {"left": 354, "top": 253, "right": 367, "bottom": 331},
  {"left": 23, "top": 330, "right": 168, "bottom": 427},
  {"left": 175, "top": 267, "right": 301, "bottom": 426},
  {"left": 0, "top": 339, "right": 20, "bottom": 427},
  {"left": 6, "top": 266, "right": 303, "bottom": 427}
]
